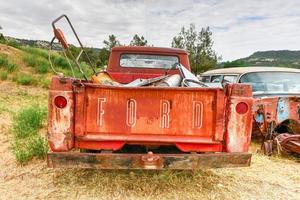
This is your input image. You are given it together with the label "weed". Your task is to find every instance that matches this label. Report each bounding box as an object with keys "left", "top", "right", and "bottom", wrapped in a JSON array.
[
  {"left": 36, "top": 59, "right": 49, "bottom": 74},
  {"left": 40, "top": 78, "right": 51, "bottom": 89},
  {"left": 12, "top": 104, "right": 46, "bottom": 138},
  {"left": 53, "top": 54, "right": 70, "bottom": 69},
  {"left": 0, "top": 54, "right": 9, "bottom": 67},
  {"left": 0, "top": 70, "right": 8, "bottom": 80},
  {"left": 16, "top": 73, "right": 35, "bottom": 85},
  {"left": 23, "top": 54, "right": 37, "bottom": 67},
  {"left": 0, "top": 54, "right": 17, "bottom": 72},
  {"left": 13, "top": 146, "right": 31, "bottom": 164},
  {"left": 23, "top": 53, "right": 49, "bottom": 74},
  {"left": 7, "top": 63, "right": 17, "bottom": 72},
  {"left": 13, "top": 136, "right": 48, "bottom": 164},
  {"left": 11, "top": 105, "right": 48, "bottom": 164},
  {"left": 27, "top": 136, "right": 48, "bottom": 159}
]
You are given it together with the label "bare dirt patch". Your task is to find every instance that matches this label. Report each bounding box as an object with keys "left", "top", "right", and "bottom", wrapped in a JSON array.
[{"left": 0, "top": 81, "right": 299, "bottom": 200}]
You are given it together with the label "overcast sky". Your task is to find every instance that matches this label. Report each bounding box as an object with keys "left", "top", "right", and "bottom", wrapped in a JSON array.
[{"left": 1, "top": 0, "right": 300, "bottom": 60}]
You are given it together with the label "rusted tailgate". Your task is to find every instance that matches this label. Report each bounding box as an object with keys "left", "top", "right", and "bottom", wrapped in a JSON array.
[{"left": 74, "top": 84, "right": 225, "bottom": 151}]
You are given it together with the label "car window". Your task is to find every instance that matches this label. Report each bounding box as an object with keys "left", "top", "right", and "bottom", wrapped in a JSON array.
[
  {"left": 201, "top": 76, "right": 210, "bottom": 82},
  {"left": 120, "top": 54, "right": 179, "bottom": 69},
  {"left": 223, "top": 75, "right": 238, "bottom": 83},
  {"left": 240, "top": 72, "right": 300, "bottom": 93},
  {"left": 211, "top": 75, "right": 222, "bottom": 83}
]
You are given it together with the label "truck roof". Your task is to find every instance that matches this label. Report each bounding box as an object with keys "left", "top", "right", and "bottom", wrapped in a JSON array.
[
  {"left": 202, "top": 66, "right": 300, "bottom": 75},
  {"left": 111, "top": 46, "right": 188, "bottom": 54}
]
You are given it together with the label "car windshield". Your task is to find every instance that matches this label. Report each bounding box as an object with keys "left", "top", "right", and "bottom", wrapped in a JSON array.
[
  {"left": 240, "top": 72, "right": 300, "bottom": 93},
  {"left": 120, "top": 54, "right": 179, "bottom": 69}
]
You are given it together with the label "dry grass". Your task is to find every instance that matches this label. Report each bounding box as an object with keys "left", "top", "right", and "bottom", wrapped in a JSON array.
[
  {"left": 0, "top": 81, "right": 299, "bottom": 200},
  {"left": 51, "top": 169, "right": 227, "bottom": 199}
]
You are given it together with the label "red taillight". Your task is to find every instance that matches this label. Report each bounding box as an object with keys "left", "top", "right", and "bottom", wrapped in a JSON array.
[
  {"left": 236, "top": 102, "right": 249, "bottom": 114},
  {"left": 54, "top": 96, "right": 67, "bottom": 109}
]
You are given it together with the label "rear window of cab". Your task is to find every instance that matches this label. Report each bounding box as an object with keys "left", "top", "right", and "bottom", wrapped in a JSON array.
[{"left": 120, "top": 54, "right": 179, "bottom": 69}]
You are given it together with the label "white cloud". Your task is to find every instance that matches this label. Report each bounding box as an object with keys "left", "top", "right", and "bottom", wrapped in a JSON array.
[{"left": 0, "top": 0, "right": 300, "bottom": 60}]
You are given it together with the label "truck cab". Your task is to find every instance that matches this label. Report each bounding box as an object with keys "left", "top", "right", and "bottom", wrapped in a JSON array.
[{"left": 107, "top": 46, "right": 190, "bottom": 83}]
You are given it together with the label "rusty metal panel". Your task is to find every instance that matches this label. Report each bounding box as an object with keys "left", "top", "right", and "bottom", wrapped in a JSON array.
[
  {"left": 48, "top": 91, "right": 74, "bottom": 151},
  {"left": 276, "top": 133, "right": 300, "bottom": 155},
  {"left": 47, "top": 152, "right": 251, "bottom": 170},
  {"left": 253, "top": 96, "right": 300, "bottom": 136},
  {"left": 80, "top": 85, "right": 222, "bottom": 140},
  {"left": 214, "top": 89, "right": 226, "bottom": 141},
  {"left": 225, "top": 84, "right": 253, "bottom": 153}
]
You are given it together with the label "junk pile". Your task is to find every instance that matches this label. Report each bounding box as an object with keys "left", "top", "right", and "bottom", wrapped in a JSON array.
[
  {"left": 275, "top": 133, "right": 300, "bottom": 155},
  {"left": 263, "top": 133, "right": 300, "bottom": 156},
  {"left": 91, "top": 64, "right": 215, "bottom": 88}
]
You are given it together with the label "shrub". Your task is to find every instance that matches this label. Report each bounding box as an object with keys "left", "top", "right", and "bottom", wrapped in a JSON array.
[
  {"left": 41, "top": 78, "right": 50, "bottom": 89},
  {"left": 0, "top": 70, "right": 8, "bottom": 80},
  {"left": 12, "top": 105, "right": 46, "bottom": 138},
  {"left": 16, "top": 73, "right": 35, "bottom": 85},
  {"left": 27, "top": 136, "right": 48, "bottom": 159},
  {"left": 11, "top": 105, "right": 48, "bottom": 165},
  {"left": 0, "top": 54, "right": 17, "bottom": 72},
  {"left": 13, "top": 145, "right": 31, "bottom": 164},
  {"left": 0, "top": 54, "right": 9, "bottom": 67},
  {"left": 53, "top": 55, "right": 70, "bottom": 69},
  {"left": 23, "top": 54, "right": 37, "bottom": 67},
  {"left": 24, "top": 54, "right": 49, "bottom": 74},
  {"left": 37, "top": 64, "right": 48, "bottom": 74},
  {"left": 7, "top": 63, "right": 17, "bottom": 72},
  {"left": 13, "top": 136, "right": 48, "bottom": 164},
  {"left": 35, "top": 57, "right": 49, "bottom": 74}
]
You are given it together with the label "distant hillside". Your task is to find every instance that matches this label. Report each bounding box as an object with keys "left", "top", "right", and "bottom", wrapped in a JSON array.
[
  {"left": 5, "top": 36, "right": 62, "bottom": 51},
  {"left": 223, "top": 50, "right": 300, "bottom": 68},
  {"left": 4, "top": 36, "right": 101, "bottom": 52}
]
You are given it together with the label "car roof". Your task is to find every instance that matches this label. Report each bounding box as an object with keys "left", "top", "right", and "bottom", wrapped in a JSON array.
[
  {"left": 112, "top": 46, "right": 188, "bottom": 54},
  {"left": 202, "top": 66, "right": 300, "bottom": 75}
]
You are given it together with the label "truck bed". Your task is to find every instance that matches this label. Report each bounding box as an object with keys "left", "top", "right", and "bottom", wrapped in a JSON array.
[{"left": 48, "top": 77, "right": 253, "bottom": 169}]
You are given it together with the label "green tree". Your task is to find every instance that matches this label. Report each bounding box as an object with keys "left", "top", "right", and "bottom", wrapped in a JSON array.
[
  {"left": 172, "top": 24, "right": 217, "bottom": 74},
  {"left": 83, "top": 47, "right": 98, "bottom": 65},
  {"left": 130, "top": 34, "right": 148, "bottom": 46},
  {"left": 97, "top": 35, "right": 121, "bottom": 68},
  {"left": 223, "top": 60, "right": 248, "bottom": 68},
  {"left": 103, "top": 34, "right": 121, "bottom": 51},
  {"left": 0, "top": 25, "right": 5, "bottom": 43},
  {"left": 97, "top": 48, "right": 110, "bottom": 67}
]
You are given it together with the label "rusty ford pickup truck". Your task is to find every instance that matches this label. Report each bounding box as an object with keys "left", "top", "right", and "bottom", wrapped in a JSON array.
[{"left": 46, "top": 15, "right": 253, "bottom": 169}]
